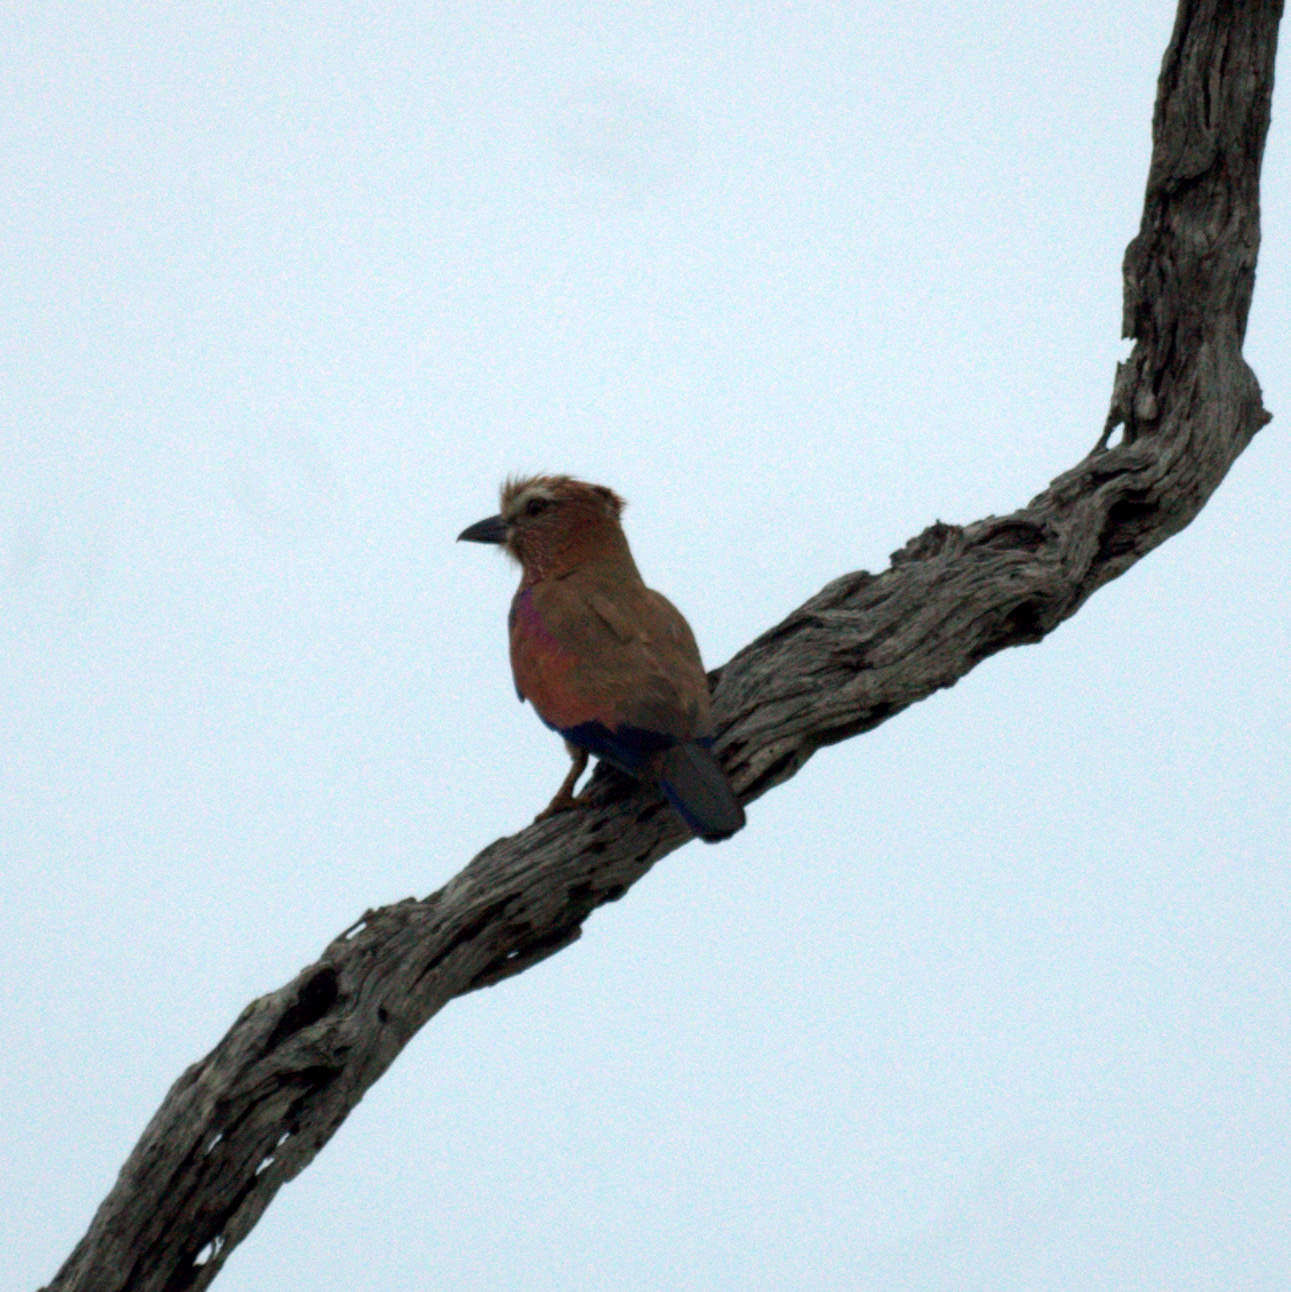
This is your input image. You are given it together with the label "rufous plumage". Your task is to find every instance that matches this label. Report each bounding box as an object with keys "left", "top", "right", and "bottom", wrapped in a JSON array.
[{"left": 459, "top": 475, "right": 745, "bottom": 842}]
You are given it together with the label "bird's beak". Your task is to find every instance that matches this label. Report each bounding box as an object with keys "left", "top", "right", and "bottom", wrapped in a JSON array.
[{"left": 457, "top": 513, "right": 509, "bottom": 544}]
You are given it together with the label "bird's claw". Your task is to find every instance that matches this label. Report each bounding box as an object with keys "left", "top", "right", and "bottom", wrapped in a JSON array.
[{"left": 534, "top": 790, "right": 587, "bottom": 822}]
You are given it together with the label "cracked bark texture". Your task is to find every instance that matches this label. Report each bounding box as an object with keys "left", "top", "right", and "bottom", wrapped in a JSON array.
[{"left": 45, "top": 2, "right": 1282, "bottom": 1288}]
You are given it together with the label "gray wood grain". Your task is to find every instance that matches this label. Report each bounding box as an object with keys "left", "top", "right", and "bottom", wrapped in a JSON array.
[{"left": 44, "top": 2, "right": 1283, "bottom": 1288}]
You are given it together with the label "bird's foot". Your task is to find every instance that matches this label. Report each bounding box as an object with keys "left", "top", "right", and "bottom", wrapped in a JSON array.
[
  {"left": 534, "top": 788, "right": 588, "bottom": 821},
  {"left": 534, "top": 746, "right": 591, "bottom": 822}
]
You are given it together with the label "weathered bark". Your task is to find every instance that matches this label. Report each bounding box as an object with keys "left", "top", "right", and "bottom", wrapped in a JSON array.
[{"left": 46, "top": 2, "right": 1281, "bottom": 1288}]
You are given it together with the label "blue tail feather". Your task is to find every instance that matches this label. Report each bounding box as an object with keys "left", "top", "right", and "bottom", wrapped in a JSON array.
[
  {"left": 553, "top": 720, "right": 744, "bottom": 842},
  {"left": 658, "top": 741, "right": 745, "bottom": 843}
]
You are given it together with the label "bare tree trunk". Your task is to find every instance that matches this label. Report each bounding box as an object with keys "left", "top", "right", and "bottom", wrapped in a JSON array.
[{"left": 44, "top": 2, "right": 1283, "bottom": 1288}]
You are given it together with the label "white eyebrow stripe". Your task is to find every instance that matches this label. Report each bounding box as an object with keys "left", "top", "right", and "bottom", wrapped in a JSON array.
[{"left": 505, "top": 483, "right": 560, "bottom": 518}]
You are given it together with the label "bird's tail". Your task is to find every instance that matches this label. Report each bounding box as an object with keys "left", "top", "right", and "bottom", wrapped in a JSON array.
[{"left": 658, "top": 740, "right": 745, "bottom": 843}]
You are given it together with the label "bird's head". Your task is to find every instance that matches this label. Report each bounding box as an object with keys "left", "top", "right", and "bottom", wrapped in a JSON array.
[{"left": 458, "top": 475, "right": 630, "bottom": 580}]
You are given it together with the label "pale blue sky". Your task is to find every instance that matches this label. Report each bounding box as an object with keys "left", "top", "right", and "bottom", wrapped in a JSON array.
[{"left": 4, "top": 4, "right": 1289, "bottom": 1289}]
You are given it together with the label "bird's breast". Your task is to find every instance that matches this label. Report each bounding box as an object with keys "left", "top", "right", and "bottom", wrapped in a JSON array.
[{"left": 508, "top": 587, "right": 604, "bottom": 730}]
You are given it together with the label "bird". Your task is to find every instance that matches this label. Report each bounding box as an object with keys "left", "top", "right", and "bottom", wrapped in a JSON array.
[{"left": 458, "top": 474, "right": 745, "bottom": 842}]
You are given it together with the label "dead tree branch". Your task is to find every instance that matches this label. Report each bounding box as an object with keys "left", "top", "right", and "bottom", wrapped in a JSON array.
[{"left": 46, "top": 2, "right": 1282, "bottom": 1288}]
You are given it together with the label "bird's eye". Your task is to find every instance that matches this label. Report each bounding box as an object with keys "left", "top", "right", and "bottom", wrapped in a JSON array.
[{"left": 524, "top": 497, "right": 550, "bottom": 518}]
